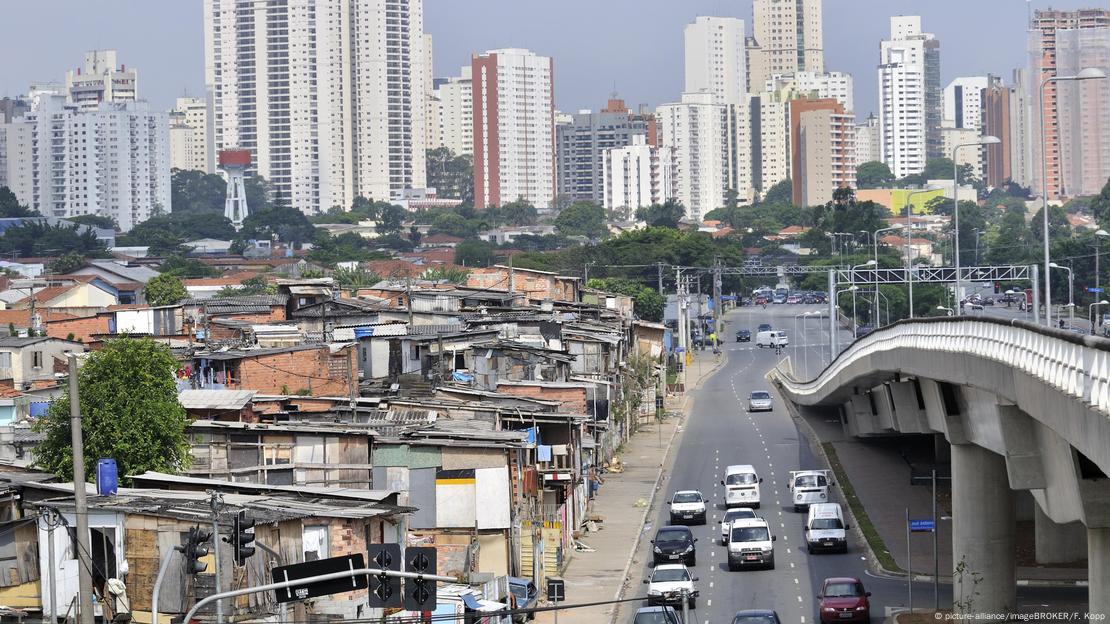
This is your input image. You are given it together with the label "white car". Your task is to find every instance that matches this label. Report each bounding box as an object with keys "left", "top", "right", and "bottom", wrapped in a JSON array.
[
  {"left": 720, "top": 507, "right": 758, "bottom": 544},
  {"left": 748, "top": 391, "right": 774, "bottom": 412},
  {"left": 643, "top": 564, "right": 698, "bottom": 609},
  {"left": 726, "top": 518, "right": 776, "bottom": 570},
  {"left": 668, "top": 490, "right": 707, "bottom": 525}
]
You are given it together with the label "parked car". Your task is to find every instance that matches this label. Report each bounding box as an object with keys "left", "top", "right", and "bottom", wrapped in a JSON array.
[
  {"left": 736, "top": 329, "right": 751, "bottom": 342},
  {"left": 668, "top": 490, "right": 707, "bottom": 525},
  {"left": 644, "top": 564, "right": 698, "bottom": 609},
  {"left": 748, "top": 390, "right": 774, "bottom": 412},
  {"left": 508, "top": 577, "right": 539, "bottom": 621},
  {"left": 651, "top": 526, "right": 697, "bottom": 566},
  {"left": 817, "top": 577, "right": 871, "bottom": 623},
  {"left": 772, "top": 294, "right": 787, "bottom": 304},
  {"left": 633, "top": 606, "right": 681, "bottom": 624},
  {"left": 732, "top": 610, "right": 782, "bottom": 624},
  {"left": 786, "top": 294, "right": 801, "bottom": 304}
]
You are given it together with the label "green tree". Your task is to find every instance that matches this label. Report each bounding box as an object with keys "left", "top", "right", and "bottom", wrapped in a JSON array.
[
  {"left": 333, "top": 267, "right": 381, "bottom": 290},
  {"left": 0, "top": 222, "right": 109, "bottom": 258},
  {"left": 493, "top": 199, "right": 539, "bottom": 226},
  {"left": 376, "top": 204, "right": 406, "bottom": 235},
  {"left": 119, "top": 212, "right": 237, "bottom": 252},
  {"left": 636, "top": 199, "right": 686, "bottom": 228},
  {"left": 761, "top": 179, "right": 794, "bottom": 205},
  {"left": 239, "top": 202, "right": 316, "bottom": 244},
  {"left": 216, "top": 275, "right": 276, "bottom": 297},
  {"left": 1092, "top": 176, "right": 1110, "bottom": 229},
  {"left": 554, "top": 201, "right": 606, "bottom": 237},
  {"left": 430, "top": 212, "right": 479, "bottom": 238},
  {"left": 33, "top": 338, "right": 191, "bottom": 483},
  {"left": 159, "top": 255, "right": 220, "bottom": 278},
  {"left": 50, "top": 252, "right": 86, "bottom": 274},
  {"left": 145, "top": 273, "right": 188, "bottom": 306},
  {"left": 587, "top": 277, "right": 664, "bottom": 322},
  {"left": 455, "top": 239, "right": 495, "bottom": 267},
  {"left": 421, "top": 265, "right": 471, "bottom": 284},
  {"left": 425, "top": 148, "right": 474, "bottom": 202},
  {"left": 855, "top": 161, "right": 894, "bottom": 189},
  {"left": 0, "top": 186, "right": 37, "bottom": 218},
  {"left": 307, "top": 232, "right": 389, "bottom": 267},
  {"left": 67, "top": 214, "right": 118, "bottom": 230},
  {"left": 244, "top": 175, "right": 275, "bottom": 213},
  {"left": 170, "top": 169, "right": 227, "bottom": 213}
]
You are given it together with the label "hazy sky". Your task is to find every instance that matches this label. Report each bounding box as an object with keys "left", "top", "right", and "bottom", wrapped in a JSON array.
[{"left": 0, "top": 0, "right": 1099, "bottom": 119}]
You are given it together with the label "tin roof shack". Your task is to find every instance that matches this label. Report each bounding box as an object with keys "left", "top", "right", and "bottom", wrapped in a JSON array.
[
  {"left": 290, "top": 298, "right": 387, "bottom": 336},
  {"left": 579, "top": 289, "right": 634, "bottom": 319},
  {"left": 0, "top": 337, "right": 85, "bottom": 392},
  {"left": 186, "top": 419, "right": 375, "bottom": 488},
  {"left": 181, "top": 295, "right": 290, "bottom": 342},
  {"left": 341, "top": 324, "right": 494, "bottom": 383},
  {"left": 632, "top": 320, "right": 666, "bottom": 358},
  {"left": 372, "top": 422, "right": 525, "bottom": 580},
  {"left": 187, "top": 344, "right": 355, "bottom": 396},
  {"left": 0, "top": 471, "right": 58, "bottom": 611},
  {"left": 277, "top": 278, "right": 335, "bottom": 317},
  {"left": 466, "top": 266, "right": 580, "bottom": 303},
  {"left": 26, "top": 480, "right": 411, "bottom": 623},
  {"left": 466, "top": 341, "right": 576, "bottom": 391},
  {"left": 178, "top": 389, "right": 257, "bottom": 422}
]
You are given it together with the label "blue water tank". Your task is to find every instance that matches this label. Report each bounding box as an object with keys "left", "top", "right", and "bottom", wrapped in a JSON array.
[{"left": 96, "top": 459, "right": 118, "bottom": 496}]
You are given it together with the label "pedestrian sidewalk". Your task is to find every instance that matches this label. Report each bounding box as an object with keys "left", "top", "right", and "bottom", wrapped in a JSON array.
[{"left": 533, "top": 351, "right": 723, "bottom": 624}]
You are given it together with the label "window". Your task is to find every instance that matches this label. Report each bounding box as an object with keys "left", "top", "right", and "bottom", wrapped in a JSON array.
[
  {"left": 0, "top": 353, "right": 10, "bottom": 369},
  {"left": 302, "top": 526, "right": 329, "bottom": 561},
  {"left": 32, "top": 351, "right": 43, "bottom": 369}
]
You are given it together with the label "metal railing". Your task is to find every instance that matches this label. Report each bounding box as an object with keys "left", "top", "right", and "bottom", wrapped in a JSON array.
[{"left": 776, "top": 316, "right": 1110, "bottom": 417}]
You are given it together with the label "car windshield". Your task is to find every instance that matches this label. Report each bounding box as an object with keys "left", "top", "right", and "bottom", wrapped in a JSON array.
[
  {"left": 732, "top": 616, "right": 779, "bottom": 624},
  {"left": 656, "top": 529, "right": 690, "bottom": 543},
  {"left": 673, "top": 492, "right": 701, "bottom": 503},
  {"left": 750, "top": 392, "right": 771, "bottom": 400},
  {"left": 635, "top": 612, "right": 677, "bottom": 624},
  {"left": 824, "top": 582, "right": 862, "bottom": 597},
  {"left": 726, "top": 473, "right": 757, "bottom": 485},
  {"left": 731, "top": 526, "right": 770, "bottom": 542},
  {"left": 795, "top": 475, "right": 827, "bottom": 487},
  {"left": 652, "top": 568, "right": 690, "bottom": 583},
  {"left": 724, "top": 509, "right": 755, "bottom": 521},
  {"left": 811, "top": 518, "right": 843, "bottom": 530}
]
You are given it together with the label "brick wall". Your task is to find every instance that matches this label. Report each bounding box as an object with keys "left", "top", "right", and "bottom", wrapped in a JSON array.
[
  {"left": 496, "top": 383, "right": 588, "bottom": 414},
  {"left": 45, "top": 314, "right": 111, "bottom": 343},
  {"left": 235, "top": 346, "right": 352, "bottom": 396}
]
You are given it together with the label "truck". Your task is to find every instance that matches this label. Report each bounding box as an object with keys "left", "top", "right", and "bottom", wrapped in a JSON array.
[
  {"left": 788, "top": 469, "right": 833, "bottom": 512},
  {"left": 755, "top": 330, "right": 788, "bottom": 349}
]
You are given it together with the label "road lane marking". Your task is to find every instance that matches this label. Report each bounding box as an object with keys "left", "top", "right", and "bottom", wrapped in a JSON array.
[
  {"left": 790, "top": 562, "right": 795, "bottom": 568},
  {"left": 707, "top": 599, "right": 712, "bottom": 607},
  {"left": 797, "top": 596, "right": 803, "bottom": 603},
  {"left": 786, "top": 548, "right": 791, "bottom": 554}
]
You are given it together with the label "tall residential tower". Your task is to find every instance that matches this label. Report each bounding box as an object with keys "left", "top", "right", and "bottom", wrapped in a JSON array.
[
  {"left": 749, "top": 0, "right": 824, "bottom": 92},
  {"left": 878, "top": 16, "right": 941, "bottom": 178}
]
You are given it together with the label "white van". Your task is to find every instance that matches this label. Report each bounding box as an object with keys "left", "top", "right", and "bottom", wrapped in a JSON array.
[
  {"left": 726, "top": 518, "right": 776, "bottom": 570},
  {"left": 755, "top": 330, "right": 789, "bottom": 349},
  {"left": 721, "top": 465, "right": 762, "bottom": 508},
  {"left": 788, "top": 470, "right": 833, "bottom": 512},
  {"left": 804, "top": 503, "right": 849, "bottom": 553}
]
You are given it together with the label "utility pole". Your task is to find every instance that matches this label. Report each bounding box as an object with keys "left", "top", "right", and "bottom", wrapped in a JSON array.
[
  {"left": 675, "top": 268, "right": 687, "bottom": 392},
  {"left": 712, "top": 257, "right": 722, "bottom": 339},
  {"left": 68, "top": 354, "right": 95, "bottom": 624},
  {"left": 347, "top": 345, "right": 357, "bottom": 408},
  {"left": 406, "top": 275, "right": 414, "bottom": 326},
  {"left": 656, "top": 262, "right": 664, "bottom": 294},
  {"left": 210, "top": 491, "right": 225, "bottom": 624},
  {"left": 508, "top": 255, "right": 515, "bottom": 295}
]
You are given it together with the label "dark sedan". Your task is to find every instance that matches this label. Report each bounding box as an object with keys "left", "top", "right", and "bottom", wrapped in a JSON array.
[{"left": 736, "top": 329, "right": 751, "bottom": 342}]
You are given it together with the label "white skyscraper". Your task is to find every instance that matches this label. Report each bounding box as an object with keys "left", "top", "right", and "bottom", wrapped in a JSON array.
[
  {"left": 685, "top": 16, "right": 748, "bottom": 106},
  {"left": 472, "top": 49, "right": 556, "bottom": 210},
  {"left": 169, "top": 97, "right": 212, "bottom": 173},
  {"left": 853, "top": 113, "right": 881, "bottom": 167},
  {"left": 436, "top": 66, "right": 473, "bottom": 157},
  {"left": 203, "top": 0, "right": 429, "bottom": 215},
  {"left": 602, "top": 135, "right": 674, "bottom": 218},
  {"left": 756, "top": 94, "right": 791, "bottom": 192},
  {"left": 878, "top": 16, "right": 942, "bottom": 179},
  {"left": 943, "top": 76, "right": 989, "bottom": 130},
  {"left": 657, "top": 92, "right": 729, "bottom": 221},
  {"left": 765, "top": 71, "right": 854, "bottom": 113},
  {"left": 4, "top": 96, "right": 170, "bottom": 231},
  {"left": 750, "top": 0, "right": 824, "bottom": 92},
  {"left": 65, "top": 50, "right": 138, "bottom": 112}
]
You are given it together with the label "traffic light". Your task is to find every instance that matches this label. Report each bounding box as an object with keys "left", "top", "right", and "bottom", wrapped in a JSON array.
[
  {"left": 233, "top": 510, "right": 256, "bottom": 565},
  {"left": 178, "top": 527, "right": 212, "bottom": 575},
  {"left": 403, "top": 547, "right": 437, "bottom": 611},
  {"left": 366, "top": 544, "right": 401, "bottom": 608}
]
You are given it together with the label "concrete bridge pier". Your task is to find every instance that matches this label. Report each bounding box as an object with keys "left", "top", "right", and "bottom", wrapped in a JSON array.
[
  {"left": 951, "top": 443, "right": 1015, "bottom": 621},
  {"left": 1088, "top": 528, "right": 1110, "bottom": 622},
  {"left": 1034, "top": 504, "right": 1087, "bottom": 564}
]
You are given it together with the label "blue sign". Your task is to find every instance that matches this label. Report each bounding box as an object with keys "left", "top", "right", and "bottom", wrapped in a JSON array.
[
  {"left": 675, "top": 347, "right": 686, "bottom": 353},
  {"left": 909, "top": 519, "right": 935, "bottom": 532},
  {"left": 721, "top": 295, "right": 737, "bottom": 301},
  {"left": 1089, "top": 287, "right": 1105, "bottom": 293},
  {"left": 354, "top": 327, "right": 375, "bottom": 338}
]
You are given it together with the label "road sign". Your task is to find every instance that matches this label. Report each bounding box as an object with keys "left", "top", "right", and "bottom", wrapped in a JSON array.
[
  {"left": 546, "top": 577, "right": 565, "bottom": 603},
  {"left": 1090, "top": 287, "right": 1105, "bottom": 293},
  {"left": 272, "top": 554, "right": 367, "bottom": 604},
  {"left": 674, "top": 347, "right": 685, "bottom": 353},
  {"left": 909, "top": 519, "right": 935, "bottom": 532}
]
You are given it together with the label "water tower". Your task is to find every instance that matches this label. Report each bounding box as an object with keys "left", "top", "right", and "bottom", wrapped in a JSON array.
[{"left": 218, "top": 149, "right": 252, "bottom": 230}]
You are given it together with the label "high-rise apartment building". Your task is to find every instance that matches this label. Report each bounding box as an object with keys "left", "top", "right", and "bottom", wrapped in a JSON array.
[
  {"left": 1009, "top": 68, "right": 1033, "bottom": 189},
  {"left": 657, "top": 92, "right": 729, "bottom": 221},
  {"left": 435, "top": 67, "right": 473, "bottom": 157},
  {"left": 4, "top": 96, "right": 170, "bottom": 231},
  {"left": 790, "top": 98, "right": 855, "bottom": 206},
  {"left": 1029, "top": 8, "right": 1110, "bottom": 199},
  {"left": 854, "top": 113, "right": 881, "bottom": 167},
  {"left": 943, "top": 76, "right": 989, "bottom": 130},
  {"left": 472, "top": 48, "right": 556, "bottom": 211},
  {"left": 602, "top": 135, "right": 675, "bottom": 219},
  {"left": 556, "top": 98, "right": 649, "bottom": 205},
  {"left": 980, "top": 75, "right": 1013, "bottom": 188},
  {"left": 749, "top": 0, "right": 824, "bottom": 92},
  {"left": 203, "top": 0, "right": 429, "bottom": 215},
  {"left": 941, "top": 127, "right": 984, "bottom": 181},
  {"left": 1055, "top": 26, "right": 1110, "bottom": 198},
  {"left": 765, "top": 71, "right": 854, "bottom": 113},
  {"left": 169, "top": 97, "right": 212, "bottom": 173},
  {"left": 685, "top": 16, "right": 747, "bottom": 106},
  {"left": 878, "top": 16, "right": 942, "bottom": 178},
  {"left": 750, "top": 93, "right": 791, "bottom": 193},
  {"left": 65, "top": 50, "right": 138, "bottom": 112}
]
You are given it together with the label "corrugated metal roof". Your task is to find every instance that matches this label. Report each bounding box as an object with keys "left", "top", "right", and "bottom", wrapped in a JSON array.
[{"left": 178, "top": 389, "right": 256, "bottom": 410}]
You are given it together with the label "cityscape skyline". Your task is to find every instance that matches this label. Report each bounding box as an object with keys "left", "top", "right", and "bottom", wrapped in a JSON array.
[{"left": 0, "top": 0, "right": 1099, "bottom": 119}]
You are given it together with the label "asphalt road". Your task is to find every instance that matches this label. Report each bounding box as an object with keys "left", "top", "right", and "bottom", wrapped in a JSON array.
[{"left": 631, "top": 303, "right": 1088, "bottom": 624}]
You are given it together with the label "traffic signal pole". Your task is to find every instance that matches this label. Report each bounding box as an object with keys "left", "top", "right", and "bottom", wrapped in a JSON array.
[{"left": 209, "top": 491, "right": 225, "bottom": 624}]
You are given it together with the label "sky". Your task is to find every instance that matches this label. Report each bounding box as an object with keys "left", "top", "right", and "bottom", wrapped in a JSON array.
[{"left": 0, "top": 0, "right": 1100, "bottom": 119}]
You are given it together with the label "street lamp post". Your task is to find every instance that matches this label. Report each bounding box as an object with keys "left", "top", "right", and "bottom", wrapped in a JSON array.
[
  {"left": 834, "top": 285, "right": 861, "bottom": 351},
  {"left": 952, "top": 136, "right": 1001, "bottom": 314},
  {"left": 1039, "top": 67, "right": 1107, "bottom": 327},
  {"left": 1091, "top": 300, "right": 1109, "bottom": 335},
  {"left": 1094, "top": 229, "right": 1110, "bottom": 300},
  {"left": 874, "top": 226, "right": 904, "bottom": 327},
  {"left": 1049, "top": 262, "right": 1074, "bottom": 327},
  {"left": 904, "top": 189, "right": 937, "bottom": 318}
]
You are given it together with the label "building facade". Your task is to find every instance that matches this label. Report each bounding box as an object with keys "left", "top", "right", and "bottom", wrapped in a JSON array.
[
  {"left": 556, "top": 99, "right": 649, "bottom": 205},
  {"left": 65, "top": 50, "right": 138, "bottom": 112},
  {"left": 943, "top": 76, "right": 989, "bottom": 130},
  {"left": 4, "top": 97, "right": 170, "bottom": 232},
  {"left": 203, "top": 0, "right": 429, "bottom": 215},
  {"left": 940, "top": 127, "right": 984, "bottom": 181},
  {"left": 854, "top": 113, "right": 881, "bottom": 167},
  {"left": 656, "top": 92, "right": 729, "bottom": 221},
  {"left": 435, "top": 67, "right": 473, "bottom": 157},
  {"left": 472, "top": 48, "right": 556, "bottom": 211},
  {"left": 749, "top": 0, "right": 824, "bottom": 92},
  {"left": 602, "top": 135, "right": 674, "bottom": 218},
  {"left": 1028, "top": 8, "right": 1110, "bottom": 199},
  {"left": 980, "top": 75, "right": 1013, "bottom": 188},
  {"left": 1009, "top": 68, "right": 1033, "bottom": 189},
  {"left": 684, "top": 16, "right": 747, "bottom": 106},
  {"left": 765, "top": 71, "right": 854, "bottom": 113},
  {"left": 168, "top": 97, "right": 212, "bottom": 173},
  {"left": 1054, "top": 26, "right": 1110, "bottom": 198},
  {"left": 790, "top": 98, "right": 855, "bottom": 206},
  {"left": 878, "top": 16, "right": 942, "bottom": 178}
]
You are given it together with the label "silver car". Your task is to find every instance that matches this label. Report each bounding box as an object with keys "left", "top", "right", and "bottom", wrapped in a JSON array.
[{"left": 748, "top": 391, "right": 773, "bottom": 412}]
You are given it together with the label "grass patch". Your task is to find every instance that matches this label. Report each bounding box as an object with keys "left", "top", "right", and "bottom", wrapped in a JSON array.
[{"left": 822, "top": 441, "right": 902, "bottom": 573}]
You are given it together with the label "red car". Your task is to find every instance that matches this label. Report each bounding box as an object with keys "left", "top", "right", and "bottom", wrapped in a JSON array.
[{"left": 817, "top": 577, "right": 870, "bottom": 623}]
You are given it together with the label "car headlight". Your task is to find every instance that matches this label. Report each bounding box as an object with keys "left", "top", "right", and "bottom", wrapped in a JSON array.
[
  {"left": 653, "top": 547, "right": 662, "bottom": 554},
  {"left": 683, "top": 545, "right": 694, "bottom": 553},
  {"left": 820, "top": 492, "right": 827, "bottom": 499},
  {"left": 822, "top": 607, "right": 836, "bottom": 613},
  {"left": 762, "top": 547, "right": 772, "bottom": 554},
  {"left": 856, "top": 606, "right": 867, "bottom": 611},
  {"left": 648, "top": 589, "right": 661, "bottom": 596}
]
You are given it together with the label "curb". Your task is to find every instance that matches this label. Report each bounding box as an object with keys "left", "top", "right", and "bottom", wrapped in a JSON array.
[
  {"left": 776, "top": 379, "right": 1090, "bottom": 590},
  {"left": 606, "top": 353, "right": 727, "bottom": 624}
]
